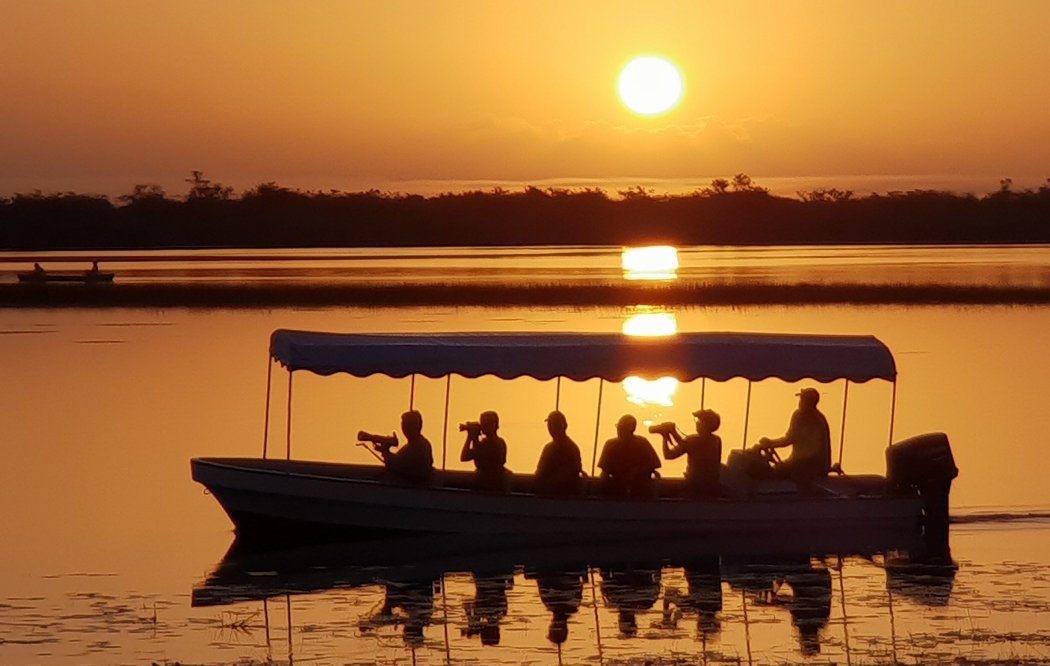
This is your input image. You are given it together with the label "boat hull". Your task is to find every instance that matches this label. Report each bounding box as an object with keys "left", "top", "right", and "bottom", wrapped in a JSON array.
[
  {"left": 17, "top": 271, "right": 115, "bottom": 283},
  {"left": 192, "top": 457, "right": 924, "bottom": 543}
]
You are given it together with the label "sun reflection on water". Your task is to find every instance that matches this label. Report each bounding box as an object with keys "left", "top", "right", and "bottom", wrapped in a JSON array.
[
  {"left": 622, "top": 307, "right": 679, "bottom": 407},
  {"left": 621, "top": 245, "right": 679, "bottom": 281}
]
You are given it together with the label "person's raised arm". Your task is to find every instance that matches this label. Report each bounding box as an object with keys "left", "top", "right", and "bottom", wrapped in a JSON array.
[{"left": 662, "top": 430, "right": 687, "bottom": 460}]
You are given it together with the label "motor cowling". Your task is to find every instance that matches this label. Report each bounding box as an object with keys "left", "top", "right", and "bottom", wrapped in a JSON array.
[{"left": 886, "top": 432, "right": 958, "bottom": 527}]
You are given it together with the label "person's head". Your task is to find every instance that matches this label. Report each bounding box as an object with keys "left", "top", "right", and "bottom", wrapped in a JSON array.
[
  {"left": 546, "top": 410, "right": 568, "bottom": 438},
  {"left": 797, "top": 388, "right": 820, "bottom": 409},
  {"left": 479, "top": 410, "right": 499, "bottom": 435},
  {"left": 547, "top": 614, "right": 569, "bottom": 644},
  {"left": 401, "top": 410, "right": 423, "bottom": 438},
  {"left": 692, "top": 409, "right": 721, "bottom": 434},
  {"left": 618, "top": 610, "right": 638, "bottom": 637},
  {"left": 480, "top": 622, "right": 501, "bottom": 645},
  {"left": 616, "top": 414, "right": 637, "bottom": 438}
]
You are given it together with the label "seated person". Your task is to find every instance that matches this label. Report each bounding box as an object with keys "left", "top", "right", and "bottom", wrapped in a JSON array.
[
  {"left": 460, "top": 410, "right": 510, "bottom": 492},
  {"left": 534, "top": 410, "right": 584, "bottom": 496},
  {"left": 359, "top": 410, "right": 434, "bottom": 483},
  {"left": 597, "top": 414, "right": 661, "bottom": 499},
  {"left": 753, "top": 388, "right": 831, "bottom": 487},
  {"left": 656, "top": 408, "right": 722, "bottom": 498}
]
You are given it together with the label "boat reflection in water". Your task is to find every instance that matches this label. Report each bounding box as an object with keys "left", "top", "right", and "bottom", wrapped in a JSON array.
[{"left": 193, "top": 531, "right": 956, "bottom": 663}]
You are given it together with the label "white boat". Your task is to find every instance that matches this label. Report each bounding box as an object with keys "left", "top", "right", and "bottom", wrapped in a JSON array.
[{"left": 191, "top": 330, "right": 958, "bottom": 543}]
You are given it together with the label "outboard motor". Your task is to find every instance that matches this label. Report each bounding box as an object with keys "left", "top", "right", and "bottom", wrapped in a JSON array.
[{"left": 886, "top": 432, "right": 958, "bottom": 529}]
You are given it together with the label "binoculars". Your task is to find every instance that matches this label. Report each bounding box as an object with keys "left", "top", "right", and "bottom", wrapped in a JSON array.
[
  {"left": 648, "top": 421, "right": 677, "bottom": 435},
  {"left": 358, "top": 430, "right": 399, "bottom": 450},
  {"left": 459, "top": 421, "right": 481, "bottom": 433}
]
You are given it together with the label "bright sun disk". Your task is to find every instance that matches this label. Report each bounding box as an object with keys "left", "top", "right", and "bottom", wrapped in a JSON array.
[{"left": 618, "top": 56, "right": 683, "bottom": 116}]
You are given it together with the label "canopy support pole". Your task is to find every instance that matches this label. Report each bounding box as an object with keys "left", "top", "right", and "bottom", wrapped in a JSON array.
[
  {"left": 285, "top": 371, "right": 294, "bottom": 461},
  {"left": 838, "top": 559, "right": 853, "bottom": 666},
  {"left": 441, "top": 375, "right": 451, "bottom": 471},
  {"left": 700, "top": 377, "right": 706, "bottom": 410},
  {"left": 409, "top": 373, "right": 416, "bottom": 410},
  {"left": 590, "top": 379, "right": 604, "bottom": 478},
  {"left": 741, "top": 380, "right": 752, "bottom": 450},
  {"left": 888, "top": 380, "right": 898, "bottom": 445},
  {"left": 285, "top": 594, "right": 293, "bottom": 665},
  {"left": 837, "top": 379, "right": 850, "bottom": 467},
  {"left": 555, "top": 377, "right": 562, "bottom": 410},
  {"left": 262, "top": 356, "right": 273, "bottom": 459}
]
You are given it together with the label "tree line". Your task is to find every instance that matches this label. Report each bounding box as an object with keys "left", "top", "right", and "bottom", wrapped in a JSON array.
[{"left": 2, "top": 171, "right": 1049, "bottom": 249}]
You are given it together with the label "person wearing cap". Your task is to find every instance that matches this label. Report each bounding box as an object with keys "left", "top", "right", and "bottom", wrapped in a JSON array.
[
  {"left": 535, "top": 410, "right": 584, "bottom": 497},
  {"left": 658, "top": 409, "right": 723, "bottom": 498},
  {"left": 754, "top": 388, "right": 831, "bottom": 485},
  {"left": 460, "top": 410, "right": 510, "bottom": 492},
  {"left": 597, "top": 414, "right": 661, "bottom": 499}
]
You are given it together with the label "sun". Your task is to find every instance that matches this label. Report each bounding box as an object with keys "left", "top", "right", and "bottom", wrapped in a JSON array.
[{"left": 618, "top": 56, "right": 683, "bottom": 116}]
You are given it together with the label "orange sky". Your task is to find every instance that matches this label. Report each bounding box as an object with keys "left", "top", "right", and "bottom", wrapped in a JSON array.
[{"left": 2, "top": 1, "right": 1048, "bottom": 197}]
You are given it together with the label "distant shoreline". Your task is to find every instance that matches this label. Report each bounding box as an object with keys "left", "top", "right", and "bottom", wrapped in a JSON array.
[{"left": 3, "top": 282, "right": 1049, "bottom": 308}]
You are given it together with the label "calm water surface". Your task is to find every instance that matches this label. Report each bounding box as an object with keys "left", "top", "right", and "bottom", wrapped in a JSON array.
[
  {"left": 3, "top": 244, "right": 1050, "bottom": 288},
  {"left": 3, "top": 248, "right": 1050, "bottom": 664}
]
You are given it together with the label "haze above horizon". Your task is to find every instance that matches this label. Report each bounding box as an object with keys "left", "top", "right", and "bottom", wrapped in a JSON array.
[{"left": 2, "top": 1, "right": 1049, "bottom": 197}]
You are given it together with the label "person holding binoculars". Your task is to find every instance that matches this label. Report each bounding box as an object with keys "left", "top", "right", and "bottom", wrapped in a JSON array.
[
  {"left": 358, "top": 409, "right": 434, "bottom": 484},
  {"left": 651, "top": 409, "right": 722, "bottom": 498},
  {"left": 460, "top": 410, "right": 510, "bottom": 492}
]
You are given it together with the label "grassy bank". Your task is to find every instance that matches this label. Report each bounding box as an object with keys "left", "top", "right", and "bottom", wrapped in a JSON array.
[{"left": 2, "top": 282, "right": 1049, "bottom": 308}]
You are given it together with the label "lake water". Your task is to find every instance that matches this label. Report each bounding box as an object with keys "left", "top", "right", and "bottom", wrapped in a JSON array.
[{"left": 3, "top": 246, "right": 1050, "bottom": 665}]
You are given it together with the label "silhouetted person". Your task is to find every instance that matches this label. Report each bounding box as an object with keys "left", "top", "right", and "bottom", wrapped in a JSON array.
[
  {"left": 783, "top": 565, "right": 832, "bottom": 656},
  {"left": 663, "top": 557, "right": 723, "bottom": 638},
  {"left": 598, "top": 415, "right": 660, "bottom": 499},
  {"left": 359, "top": 410, "right": 434, "bottom": 483},
  {"left": 531, "top": 567, "right": 585, "bottom": 645},
  {"left": 359, "top": 576, "right": 436, "bottom": 648},
  {"left": 463, "top": 570, "right": 513, "bottom": 646},
  {"left": 656, "top": 409, "right": 722, "bottom": 498},
  {"left": 599, "top": 566, "right": 662, "bottom": 637},
  {"left": 32, "top": 262, "right": 45, "bottom": 275},
  {"left": 535, "top": 410, "right": 584, "bottom": 496},
  {"left": 754, "top": 388, "right": 831, "bottom": 487},
  {"left": 88, "top": 260, "right": 100, "bottom": 275},
  {"left": 460, "top": 410, "right": 510, "bottom": 491}
]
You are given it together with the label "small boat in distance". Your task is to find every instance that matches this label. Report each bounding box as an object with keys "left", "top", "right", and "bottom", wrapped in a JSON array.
[
  {"left": 191, "top": 330, "right": 958, "bottom": 544},
  {"left": 17, "top": 261, "right": 115, "bottom": 284}
]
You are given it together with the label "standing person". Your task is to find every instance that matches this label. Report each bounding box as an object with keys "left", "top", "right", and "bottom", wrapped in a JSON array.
[
  {"left": 597, "top": 414, "right": 661, "bottom": 499},
  {"left": 534, "top": 410, "right": 584, "bottom": 496},
  {"left": 460, "top": 410, "right": 510, "bottom": 492},
  {"left": 359, "top": 409, "right": 434, "bottom": 484},
  {"left": 754, "top": 388, "right": 831, "bottom": 486},
  {"left": 657, "top": 408, "right": 723, "bottom": 498}
]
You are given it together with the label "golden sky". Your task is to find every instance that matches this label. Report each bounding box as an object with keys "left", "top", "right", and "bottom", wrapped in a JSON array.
[{"left": 2, "top": 0, "right": 1048, "bottom": 196}]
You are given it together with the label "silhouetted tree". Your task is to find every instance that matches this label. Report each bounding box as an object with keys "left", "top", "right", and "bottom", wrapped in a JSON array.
[
  {"left": 701, "top": 178, "right": 730, "bottom": 196},
  {"left": 185, "top": 170, "right": 234, "bottom": 201}
]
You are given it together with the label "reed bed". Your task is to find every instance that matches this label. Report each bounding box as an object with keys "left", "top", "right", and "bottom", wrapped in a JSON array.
[{"left": 3, "top": 281, "right": 1050, "bottom": 308}]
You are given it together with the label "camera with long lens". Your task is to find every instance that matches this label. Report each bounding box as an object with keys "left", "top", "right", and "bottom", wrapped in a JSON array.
[
  {"left": 358, "top": 430, "right": 399, "bottom": 451},
  {"left": 458, "top": 421, "right": 482, "bottom": 434},
  {"left": 648, "top": 421, "right": 677, "bottom": 435}
]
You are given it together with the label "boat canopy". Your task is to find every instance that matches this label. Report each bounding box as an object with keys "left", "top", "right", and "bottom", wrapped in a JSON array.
[{"left": 270, "top": 330, "right": 896, "bottom": 383}]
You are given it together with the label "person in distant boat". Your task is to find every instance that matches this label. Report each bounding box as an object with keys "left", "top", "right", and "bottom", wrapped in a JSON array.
[
  {"left": 597, "top": 414, "right": 661, "bottom": 499},
  {"left": 534, "top": 410, "right": 585, "bottom": 497},
  {"left": 88, "top": 260, "right": 100, "bottom": 274},
  {"left": 655, "top": 408, "right": 722, "bottom": 498},
  {"left": 460, "top": 410, "right": 510, "bottom": 492},
  {"left": 32, "top": 262, "right": 45, "bottom": 275},
  {"left": 359, "top": 409, "right": 434, "bottom": 483},
  {"left": 754, "top": 388, "right": 831, "bottom": 486}
]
